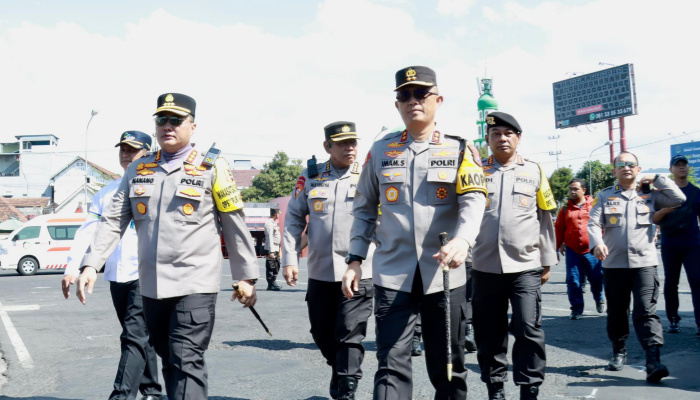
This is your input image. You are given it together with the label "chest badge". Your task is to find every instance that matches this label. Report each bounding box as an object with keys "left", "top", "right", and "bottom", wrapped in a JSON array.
[
  {"left": 386, "top": 186, "right": 399, "bottom": 202},
  {"left": 610, "top": 216, "right": 618, "bottom": 225},
  {"left": 520, "top": 197, "right": 529, "bottom": 207},
  {"left": 135, "top": 186, "right": 146, "bottom": 196},
  {"left": 436, "top": 187, "right": 448, "bottom": 199},
  {"left": 136, "top": 202, "right": 147, "bottom": 215},
  {"left": 313, "top": 200, "right": 324, "bottom": 212},
  {"left": 385, "top": 150, "right": 404, "bottom": 158},
  {"left": 382, "top": 172, "right": 403, "bottom": 181},
  {"left": 438, "top": 171, "right": 448, "bottom": 180},
  {"left": 183, "top": 203, "right": 194, "bottom": 215},
  {"left": 179, "top": 188, "right": 202, "bottom": 198}
]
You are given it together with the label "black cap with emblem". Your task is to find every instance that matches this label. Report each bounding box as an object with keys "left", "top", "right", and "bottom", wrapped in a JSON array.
[
  {"left": 115, "top": 131, "right": 152, "bottom": 151},
  {"left": 324, "top": 121, "right": 360, "bottom": 142},
  {"left": 153, "top": 93, "right": 196, "bottom": 117},
  {"left": 485, "top": 111, "right": 522, "bottom": 134},
  {"left": 394, "top": 66, "right": 437, "bottom": 90}
]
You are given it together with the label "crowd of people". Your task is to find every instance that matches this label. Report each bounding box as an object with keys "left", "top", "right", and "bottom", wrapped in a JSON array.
[{"left": 62, "top": 65, "right": 699, "bottom": 400}]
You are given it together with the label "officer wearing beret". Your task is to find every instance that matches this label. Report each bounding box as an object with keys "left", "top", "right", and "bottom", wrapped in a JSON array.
[
  {"left": 63, "top": 131, "right": 163, "bottom": 400},
  {"left": 343, "top": 66, "right": 487, "bottom": 399},
  {"left": 283, "top": 121, "right": 374, "bottom": 400},
  {"left": 471, "top": 112, "right": 557, "bottom": 400},
  {"left": 589, "top": 151, "right": 684, "bottom": 383},
  {"left": 77, "top": 93, "right": 259, "bottom": 399},
  {"left": 264, "top": 207, "right": 282, "bottom": 290}
]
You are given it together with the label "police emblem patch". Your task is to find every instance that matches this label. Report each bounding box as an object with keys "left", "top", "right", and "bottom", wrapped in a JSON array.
[
  {"left": 382, "top": 172, "right": 403, "bottom": 181},
  {"left": 610, "top": 216, "right": 618, "bottom": 225},
  {"left": 313, "top": 200, "right": 323, "bottom": 212},
  {"left": 135, "top": 186, "right": 146, "bottom": 196},
  {"left": 294, "top": 176, "right": 305, "bottom": 199},
  {"left": 363, "top": 151, "right": 372, "bottom": 167},
  {"left": 385, "top": 150, "right": 404, "bottom": 158},
  {"left": 468, "top": 144, "right": 482, "bottom": 167},
  {"left": 436, "top": 187, "right": 448, "bottom": 199},
  {"left": 520, "top": 197, "right": 529, "bottom": 207},
  {"left": 386, "top": 186, "right": 399, "bottom": 202},
  {"left": 438, "top": 171, "right": 448, "bottom": 180},
  {"left": 405, "top": 68, "right": 417, "bottom": 82},
  {"left": 486, "top": 116, "right": 495, "bottom": 125},
  {"left": 183, "top": 203, "right": 194, "bottom": 215},
  {"left": 137, "top": 202, "right": 147, "bottom": 214}
]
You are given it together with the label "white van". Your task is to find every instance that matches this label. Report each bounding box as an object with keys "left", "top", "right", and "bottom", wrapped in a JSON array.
[{"left": 0, "top": 213, "right": 86, "bottom": 276}]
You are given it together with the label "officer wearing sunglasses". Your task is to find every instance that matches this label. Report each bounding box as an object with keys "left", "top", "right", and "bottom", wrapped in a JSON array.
[
  {"left": 343, "top": 66, "right": 487, "bottom": 399},
  {"left": 77, "top": 93, "right": 259, "bottom": 399},
  {"left": 588, "top": 151, "right": 685, "bottom": 383}
]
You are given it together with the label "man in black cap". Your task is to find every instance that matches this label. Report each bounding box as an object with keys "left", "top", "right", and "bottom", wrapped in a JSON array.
[
  {"left": 77, "top": 93, "right": 259, "bottom": 399},
  {"left": 63, "top": 131, "right": 163, "bottom": 400},
  {"left": 653, "top": 154, "right": 700, "bottom": 336},
  {"left": 471, "top": 112, "right": 557, "bottom": 400},
  {"left": 344, "top": 66, "right": 487, "bottom": 399},
  {"left": 283, "top": 121, "right": 374, "bottom": 400},
  {"left": 264, "top": 207, "right": 282, "bottom": 290}
]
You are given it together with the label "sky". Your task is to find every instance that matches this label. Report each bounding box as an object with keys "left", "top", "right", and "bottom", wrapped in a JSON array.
[{"left": 1, "top": 0, "right": 698, "bottom": 177}]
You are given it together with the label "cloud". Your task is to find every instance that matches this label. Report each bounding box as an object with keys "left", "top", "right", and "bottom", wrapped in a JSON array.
[{"left": 437, "top": 0, "right": 477, "bottom": 17}]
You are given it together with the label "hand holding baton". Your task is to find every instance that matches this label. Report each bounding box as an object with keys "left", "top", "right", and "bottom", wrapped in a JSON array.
[
  {"left": 439, "top": 232, "right": 452, "bottom": 382},
  {"left": 232, "top": 282, "right": 272, "bottom": 336}
]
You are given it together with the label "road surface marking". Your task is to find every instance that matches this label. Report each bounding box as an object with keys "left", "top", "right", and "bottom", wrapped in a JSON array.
[{"left": 0, "top": 301, "right": 35, "bottom": 369}]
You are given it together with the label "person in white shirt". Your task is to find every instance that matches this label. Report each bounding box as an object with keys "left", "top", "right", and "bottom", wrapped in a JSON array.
[{"left": 62, "top": 130, "right": 163, "bottom": 400}]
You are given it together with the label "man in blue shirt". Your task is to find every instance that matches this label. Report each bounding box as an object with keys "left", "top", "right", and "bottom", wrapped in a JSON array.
[{"left": 653, "top": 154, "right": 700, "bottom": 335}]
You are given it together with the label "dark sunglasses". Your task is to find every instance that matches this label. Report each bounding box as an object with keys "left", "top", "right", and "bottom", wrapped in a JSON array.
[
  {"left": 154, "top": 116, "right": 188, "bottom": 126},
  {"left": 395, "top": 88, "right": 437, "bottom": 102},
  {"left": 615, "top": 161, "right": 637, "bottom": 170}
]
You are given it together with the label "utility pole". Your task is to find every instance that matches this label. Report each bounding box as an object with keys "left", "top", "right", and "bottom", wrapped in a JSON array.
[{"left": 548, "top": 135, "right": 561, "bottom": 169}]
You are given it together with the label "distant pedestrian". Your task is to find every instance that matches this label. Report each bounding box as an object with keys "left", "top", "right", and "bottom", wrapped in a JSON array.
[
  {"left": 555, "top": 178, "right": 605, "bottom": 320},
  {"left": 264, "top": 208, "right": 282, "bottom": 291}
]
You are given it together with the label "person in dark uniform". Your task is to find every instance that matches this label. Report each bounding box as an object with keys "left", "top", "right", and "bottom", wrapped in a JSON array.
[
  {"left": 464, "top": 253, "right": 477, "bottom": 353},
  {"left": 283, "top": 121, "right": 374, "bottom": 400},
  {"left": 76, "top": 93, "right": 259, "bottom": 399},
  {"left": 264, "top": 208, "right": 282, "bottom": 290},
  {"left": 471, "top": 112, "right": 557, "bottom": 400},
  {"left": 589, "top": 151, "right": 684, "bottom": 383},
  {"left": 343, "top": 66, "right": 487, "bottom": 400}
]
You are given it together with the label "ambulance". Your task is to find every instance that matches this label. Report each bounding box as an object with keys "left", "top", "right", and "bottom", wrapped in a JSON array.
[{"left": 0, "top": 213, "right": 86, "bottom": 276}]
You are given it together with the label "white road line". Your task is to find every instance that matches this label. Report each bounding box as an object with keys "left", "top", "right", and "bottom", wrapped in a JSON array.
[
  {"left": 1, "top": 305, "right": 40, "bottom": 312},
  {"left": 0, "top": 301, "right": 35, "bottom": 369},
  {"left": 33, "top": 287, "right": 51, "bottom": 289},
  {"left": 543, "top": 307, "right": 572, "bottom": 312}
]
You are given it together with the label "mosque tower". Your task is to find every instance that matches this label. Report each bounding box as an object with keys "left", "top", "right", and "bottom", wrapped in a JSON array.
[{"left": 475, "top": 77, "right": 498, "bottom": 158}]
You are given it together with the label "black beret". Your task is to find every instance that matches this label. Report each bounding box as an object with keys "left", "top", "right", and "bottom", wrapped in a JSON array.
[
  {"left": 153, "top": 93, "right": 196, "bottom": 117},
  {"left": 115, "top": 131, "right": 152, "bottom": 151},
  {"left": 486, "top": 112, "right": 522, "bottom": 134},
  {"left": 324, "top": 121, "right": 359, "bottom": 142},
  {"left": 394, "top": 66, "right": 437, "bottom": 90}
]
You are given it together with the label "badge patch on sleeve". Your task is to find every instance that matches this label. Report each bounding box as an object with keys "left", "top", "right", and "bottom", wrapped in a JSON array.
[
  {"left": 212, "top": 158, "right": 244, "bottom": 212},
  {"left": 294, "top": 176, "right": 306, "bottom": 199},
  {"left": 468, "top": 144, "right": 483, "bottom": 167},
  {"left": 363, "top": 150, "right": 372, "bottom": 167}
]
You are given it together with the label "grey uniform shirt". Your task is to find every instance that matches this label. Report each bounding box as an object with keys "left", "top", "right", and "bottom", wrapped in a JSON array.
[
  {"left": 282, "top": 160, "right": 373, "bottom": 282},
  {"left": 349, "top": 129, "right": 487, "bottom": 294},
  {"left": 588, "top": 175, "right": 685, "bottom": 269},
  {"left": 264, "top": 218, "right": 280, "bottom": 252},
  {"left": 82, "top": 147, "right": 259, "bottom": 299},
  {"left": 472, "top": 155, "right": 558, "bottom": 274}
]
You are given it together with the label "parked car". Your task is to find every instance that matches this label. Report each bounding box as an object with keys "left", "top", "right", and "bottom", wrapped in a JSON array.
[{"left": 0, "top": 213, "right": 86, "bottom": 276}]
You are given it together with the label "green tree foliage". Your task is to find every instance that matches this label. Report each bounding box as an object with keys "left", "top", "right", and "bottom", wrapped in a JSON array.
[
  {"left": 548, "top": 167, "right": 574, "bottom": 205},
  {"left": 575, "top": 160, "right": 615, "bottom": 197},
  {"left": 241, "top": 151, "right": 303, "bottom": 203}
]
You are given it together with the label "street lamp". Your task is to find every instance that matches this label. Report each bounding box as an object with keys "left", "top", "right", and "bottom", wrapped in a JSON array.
[
  {"left": 84, "top": 109, "right": 99, "bottom": 209},
  {"left": 589, "top": 140, "right": 613, "bottom": 195}
]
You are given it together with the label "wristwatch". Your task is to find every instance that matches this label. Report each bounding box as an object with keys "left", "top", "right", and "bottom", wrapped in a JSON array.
[{"left": 345, "top": 254, "right": 364, "bottom": 265}]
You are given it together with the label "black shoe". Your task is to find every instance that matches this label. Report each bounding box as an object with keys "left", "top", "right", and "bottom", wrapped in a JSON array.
[
  {"left": 668, "top": 317, "right": 680, "bottom": 333},
  {"left": 520, "top": 384, "right": 539, "bottom": 400},
  {"left": 337, "top": 376, "right": 358, "bottom": 400},
  {"left": 411, "top": 335, "right": 422, "bottom": 356},
  {"left": 569, "top": 311, "right": 581, "bottom": 320},
  {"left": 329, "top": 368, "right": 339, "bottom": 399},
  {"left": 465, "top": 323, "right": 477, "bottom": 353},
  {"left": 267, "top": 281, "right": 282, "bottom": 291},
  {"left": 608, "top": 348, "right": 626, "bottom": 371},
  {"left": 596, "top": 301, "right": 606, "bottom": 314},
  {"left": 645, "top": 345, "right": 669, "bottom": 383},
  {"left": 487, "top": 382, "right": 506, "bottom": 400}
]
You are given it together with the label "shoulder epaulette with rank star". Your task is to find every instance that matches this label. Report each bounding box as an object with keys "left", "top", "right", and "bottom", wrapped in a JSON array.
[
  {"left": 351, "top": 162, "right": 359, "bottom": 174},
  {"left": 154, "top": 150, "right": 162, "bottom": 162},
  {"left": 430, "top": 130, "right": 441, "bottom": 144},
  {"left": 185, "top": 150, "right": 198, "bottom": 164},
  {"left": 516, "top": 155, "right": 524, "bottom": 165},
  {"left": 486, "top": 155, "right": 494, "bottom": 165}
]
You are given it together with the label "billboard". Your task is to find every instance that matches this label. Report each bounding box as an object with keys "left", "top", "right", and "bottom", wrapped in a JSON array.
[
  {"left": 553, "top": 64, "right": 637, "bottom": 129},
  {"left": 670, "top": 141, "right": 700, "bottom": 183}
]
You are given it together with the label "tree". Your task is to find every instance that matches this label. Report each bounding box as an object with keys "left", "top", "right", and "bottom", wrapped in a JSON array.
[
  {"left": 241, "top": 151, "right": 303, "bottom": 203},
  {"left": 575, "top": 160, "right": 615, "bottom": 197},
  {"left": 549, "top": 167, "right": 574, "bottom": 206}
]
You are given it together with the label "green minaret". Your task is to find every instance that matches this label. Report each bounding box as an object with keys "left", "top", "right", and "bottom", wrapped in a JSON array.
[{"left": 476, "top": 77, "right": 498, "bottom": 158}]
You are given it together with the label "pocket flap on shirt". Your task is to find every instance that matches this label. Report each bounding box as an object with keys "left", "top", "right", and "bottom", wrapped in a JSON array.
[
  {"left": 427, "top": 168, "right": 457, "bottom": 183},
  {"left": 513, "top": 182, "right": 535, "bottom": 197}
]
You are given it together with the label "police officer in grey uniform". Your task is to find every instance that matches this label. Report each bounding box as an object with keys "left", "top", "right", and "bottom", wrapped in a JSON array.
[
  {"left": 343, "top": 66, "right": 487, "bottom": 400},
  {"left": 588, "top": 151, "right": 684, "bottom": 383},
  {"left": 264, "top": 208, "right": 282, "bottom": 290},
  {"left": 77, "top": 93, "right": 259, "bottom": 400},
  {"left": 283, "top": 121, "right": 373, "bottom": 400},
  {"left": 471, "top": 112, "right": 557, "bottom": 400}
]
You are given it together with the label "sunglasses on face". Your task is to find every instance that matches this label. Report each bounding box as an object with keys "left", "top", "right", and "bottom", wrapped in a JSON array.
[
  {"left": 395, "top": 88, "right": 437, "bottom": 102},
  {"left": 616, "top": 161, "right": 637, "bottom": 170},
  {"left": 154, "top": 116, "right": 188, "bottom": 126}
]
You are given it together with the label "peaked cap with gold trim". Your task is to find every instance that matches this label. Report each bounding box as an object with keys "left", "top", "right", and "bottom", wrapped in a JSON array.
[
  {"left": 153, "top": 93, "right": 196, "bottom": 117},
  {"left": 394, "top": 66, "right": 437, "bottom": 90},
  {"left": 324, "top": 121, "right": 360, "bottom": 142}
]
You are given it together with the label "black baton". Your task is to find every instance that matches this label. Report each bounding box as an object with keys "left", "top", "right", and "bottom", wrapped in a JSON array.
[
  {"left": 232, "top": 282, "right": 272, "bottom": 336},
  {"left": 439, "top": 232, "right": 452, "bottom": 381}
]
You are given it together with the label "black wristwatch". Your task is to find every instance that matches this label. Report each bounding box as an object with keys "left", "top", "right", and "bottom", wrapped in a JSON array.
[
  {"left": 345, "top": 254, "right": 364, "bottom": 265},
  {"left": 653, "top": 174, "right": 660, "bottom": 183}
]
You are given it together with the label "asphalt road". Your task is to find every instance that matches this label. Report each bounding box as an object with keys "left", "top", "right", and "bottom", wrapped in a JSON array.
[{"left": 0, "top": 254, "right": 699, "bottom": 400}]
